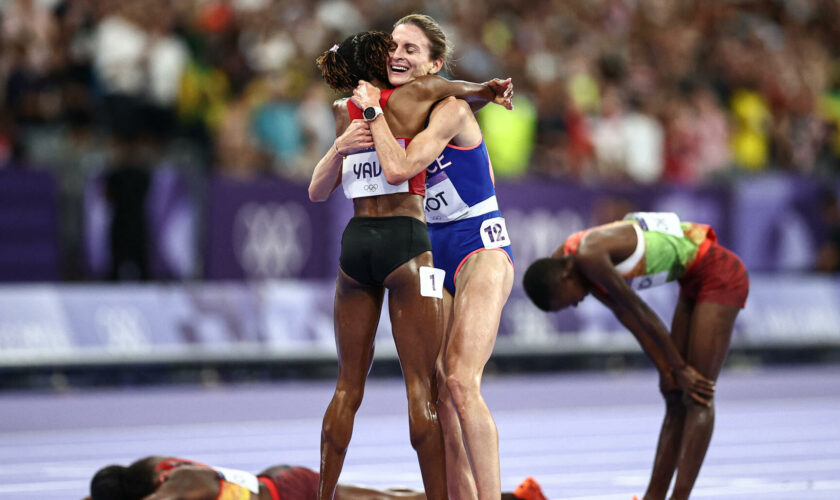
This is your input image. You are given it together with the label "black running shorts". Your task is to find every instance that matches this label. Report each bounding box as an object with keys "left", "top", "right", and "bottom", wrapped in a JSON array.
[{"left": 339, "top": 216, "right": 431, "bottom": 285}]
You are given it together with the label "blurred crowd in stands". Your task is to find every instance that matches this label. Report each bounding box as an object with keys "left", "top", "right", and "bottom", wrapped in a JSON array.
[{"left": 1, "top": 0, "right": 840, "bottom": 278}]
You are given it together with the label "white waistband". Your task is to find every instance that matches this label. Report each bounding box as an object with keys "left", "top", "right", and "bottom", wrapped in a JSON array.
[{"left": 429, "top": 195, "right": 499, "bottom": 224}]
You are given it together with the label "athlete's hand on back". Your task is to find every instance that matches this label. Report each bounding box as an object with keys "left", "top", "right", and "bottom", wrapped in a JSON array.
[
  {"left": 352, "top": 80, "right": 381, "bottom": 110},
  {"left": 484, "top": 77, "right": 514, "bottom": 110}
]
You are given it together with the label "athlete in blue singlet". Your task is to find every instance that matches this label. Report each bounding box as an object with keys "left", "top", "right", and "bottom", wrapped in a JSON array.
[
  {"left": 355, "top": 17, "right": 515, "bottom": 498},
  {"left": 424, "top": 140, "right": 514, "bottom": 294}
]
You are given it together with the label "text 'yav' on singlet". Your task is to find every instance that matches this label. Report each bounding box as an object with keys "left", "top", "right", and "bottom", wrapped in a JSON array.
[{"left": 341, "top": 88, "right": 425, "bottom": 199}]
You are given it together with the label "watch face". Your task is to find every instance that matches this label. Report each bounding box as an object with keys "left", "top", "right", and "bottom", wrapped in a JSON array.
[{"left": 364, "top": 107, "right": 376, "bottom": 120}]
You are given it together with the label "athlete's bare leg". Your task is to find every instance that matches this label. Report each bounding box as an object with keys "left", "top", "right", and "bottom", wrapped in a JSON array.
[
  {"left": 643, "top": 299, "right": 692, "bottom": 500},
  {"left": 384, "top": 251, "right": 448, "bottom": 500},
  {"left": 668, "top": 301, "right": 738, "bottom": 500},
  {"left": 440, "top": 250, "right": 513, "bottom": 500},
  {"left": 642, "top": 299, "right": 738, "bottom": 500},
  {"left": 319, "top": 270, "right": 384, "bottom": 500},
  {"left": 336, "top": 484, "right": 425, "bottom": 500},
  {"left": 437, "top": 290, "right": 479, "bottom": 499}
]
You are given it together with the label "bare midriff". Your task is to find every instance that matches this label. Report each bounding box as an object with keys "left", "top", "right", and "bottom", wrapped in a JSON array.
[{"left": 352, "top": 193, "right": 425, "bottom": 221}]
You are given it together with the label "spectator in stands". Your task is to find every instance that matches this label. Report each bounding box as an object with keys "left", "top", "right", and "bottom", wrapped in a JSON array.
[
  {"left": 3, "top": 0, "right": 840, "bottom": 281},
  {"left": 104, "top": 134, "right": 151, "bottom": 281},
  {"left": 815, "top": 189, "right": 840, "bottom": 273}
]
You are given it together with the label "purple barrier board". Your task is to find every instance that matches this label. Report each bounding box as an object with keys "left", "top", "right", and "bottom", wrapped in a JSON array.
[
  {"left": 205, "top": 175, "right": 344, "bottom": 280},
  {"left": 0, "top": 169, "right": 60, "bottom": 282},
  {"left": 160, "top": 173, "right": 838, "bottom": 281},
  {"left": 0, "top": 274, "right": 838, "bottom": 367}
]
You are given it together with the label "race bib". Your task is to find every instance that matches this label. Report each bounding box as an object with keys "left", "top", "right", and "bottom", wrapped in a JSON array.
[
  {"left": 624, "top": 212, "right": 683, "bottom": 238},
  {"left": 479, "top": 217, "right": 510, "bottom": 249},
  {"left": 342, "top": 144, "right": 408, "bottom": 199},
  {"left": 213, "top": 466, "right": 260, "bottom": 494},
  {"left": 425, "top": 173, "right": 469, "bottom": 223},
  {"left": 627, "top": 270, "right": 670, "bottom": 291},
  {"left": 419, "top": 266, "right": 445, "bottom": 298}
]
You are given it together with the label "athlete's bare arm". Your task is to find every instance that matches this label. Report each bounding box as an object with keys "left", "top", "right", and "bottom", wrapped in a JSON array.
[
  {"left": 591, "top": 287, "right": 678, "bottom": 391},
  {"left": 309, "top": 99, "right": 372, "bottom": 202},
  {"left": 357, "top": 90, "right": 469, "bottom": 185},
  {"left": 407, "top": 74, "right": 513, "bottom": 110},
  {"left": 353, "top": 80, "right": 481, "bottom": 184},
  {"left": 140, "top": 468, "right": 217, "bottom": 500}
]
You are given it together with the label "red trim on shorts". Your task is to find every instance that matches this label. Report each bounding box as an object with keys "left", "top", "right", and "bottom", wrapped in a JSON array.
[
  {"left": 259, "top": 476, "right": 281, "bottom": 500},
  {"left": 452, "top": 247, "right": 513, "bottom": 289}
]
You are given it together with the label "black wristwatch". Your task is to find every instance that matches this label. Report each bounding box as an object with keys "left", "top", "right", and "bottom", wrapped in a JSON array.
[{"left": 363, "top": 105, "right": 383, "bottom": 121}]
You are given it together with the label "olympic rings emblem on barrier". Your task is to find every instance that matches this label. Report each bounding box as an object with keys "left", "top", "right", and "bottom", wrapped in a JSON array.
[{"left": 363, "top": 184, "right": 379, "bottom": 192}]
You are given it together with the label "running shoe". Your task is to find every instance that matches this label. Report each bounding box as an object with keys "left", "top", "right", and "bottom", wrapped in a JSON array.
[{"left": 513, "top": 476, "right": 548, "bottom": 500}]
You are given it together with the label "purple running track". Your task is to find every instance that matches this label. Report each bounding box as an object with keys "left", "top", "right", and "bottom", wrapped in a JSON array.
[{"left": 1, "top": 365, "right": 839, "bottom": 499}]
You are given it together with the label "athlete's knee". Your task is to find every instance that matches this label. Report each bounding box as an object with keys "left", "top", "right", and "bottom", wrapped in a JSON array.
[
  {"left": 682, "top": 391, "right": 716, "bottom": 418},
  {"left": 445, "top": 371, "right": 479, "bottom": 411},
  {"left": 406, "top": 395, "right": 440, "bottom": 450},
  {"left": 332, "top": 382, "right": 366, "bottom": 414},
  {"left": 663, "top": 389, "right": 685, "bottom": 410}
]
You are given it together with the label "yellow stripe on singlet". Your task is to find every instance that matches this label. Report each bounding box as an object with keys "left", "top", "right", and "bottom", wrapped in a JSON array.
[{"left": 218, "top": 481, "right": 252, "bottom": 500}]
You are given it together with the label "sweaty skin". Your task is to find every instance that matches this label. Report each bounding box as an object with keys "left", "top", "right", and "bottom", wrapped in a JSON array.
[
  {"left": 355, "top": 74, "right": 514, "bottom": 499},
  {"left": 309, "top": 30, "right": 512, "bottom": 500}
]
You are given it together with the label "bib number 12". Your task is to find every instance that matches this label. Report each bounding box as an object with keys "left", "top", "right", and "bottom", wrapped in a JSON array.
[{"left": 480, "top": 217, "right": 510, "bottom": 249}]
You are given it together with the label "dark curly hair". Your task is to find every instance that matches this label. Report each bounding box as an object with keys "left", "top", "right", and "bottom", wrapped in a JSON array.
[
  {"left": 522, "top": 256, "right": 573, "bottom": 311},
  {"left": 316, "top": 31, "right": 393, "bottom": 92},
  {"left": 90, "top": 460, "right": 156, "bottom": 500}
]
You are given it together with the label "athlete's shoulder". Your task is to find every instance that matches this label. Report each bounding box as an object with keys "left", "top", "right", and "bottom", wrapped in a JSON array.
[
  {"left": 331, "top": 97, "right": 350, "bottom": 113},
  {"left": 432, "top": 95, "right": 471, "bottom": 114},
  {"left": 397, "top": 74, "right": 450, "bottom": 99}
]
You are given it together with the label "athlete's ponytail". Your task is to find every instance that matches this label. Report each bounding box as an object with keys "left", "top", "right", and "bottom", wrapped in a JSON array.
[
  {"left": 316, "top": 31, "right": 393, "bottom": 92},
  {"left": 316, "top": 35, "right": 358, "bottom": 92}
]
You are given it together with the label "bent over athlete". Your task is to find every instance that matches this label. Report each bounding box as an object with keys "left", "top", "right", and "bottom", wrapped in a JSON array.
[
  {"left": 309, "top": 30, "right": 512, "bottom": 500},
  {"left": 522, "top": 212, "right": 749, "bottom": 500}
]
